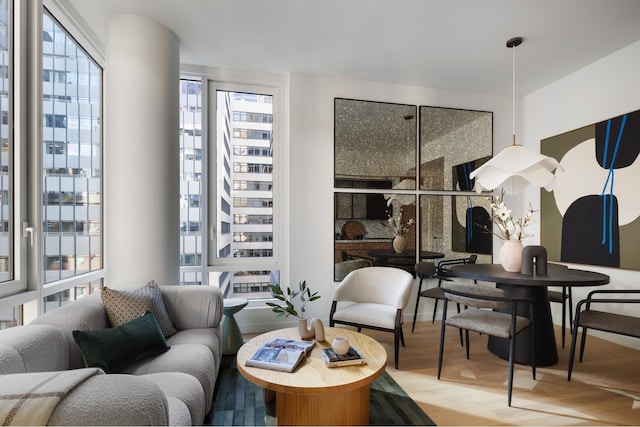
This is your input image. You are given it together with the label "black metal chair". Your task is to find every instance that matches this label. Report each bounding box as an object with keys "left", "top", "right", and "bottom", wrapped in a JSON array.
[
  {"left": 567, "top": 289, "right": 640, "bottom": 381},
  {"left": 411, "top": 255, "right": 477, "bottom": 332},
  {"left": 547, "top": 286, "right": 572, "bottom": 347},
  {"left": 438, "top": 282, "right": 536, "bottom": 407}
]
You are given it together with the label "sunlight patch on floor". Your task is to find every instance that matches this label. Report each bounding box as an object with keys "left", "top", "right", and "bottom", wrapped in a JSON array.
[
  {"left": 506, "top": 369, "right": 538, "bottom": 390},
  {"left": 460, "top": 367, "right": 477, "bottom": 379}
]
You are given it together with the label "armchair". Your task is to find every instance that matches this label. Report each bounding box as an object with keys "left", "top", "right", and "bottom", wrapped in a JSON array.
[{"left": 329, "top": 266, "right": 414, "bottom": 369}]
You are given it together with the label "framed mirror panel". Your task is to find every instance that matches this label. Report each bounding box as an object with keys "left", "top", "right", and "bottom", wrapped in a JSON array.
[
  {"left": 419, "top": 106, "right": 493, "bottom": 190},
  {"left": 419, "top": 194, "right": 493, "bottom": 263},
  {"left": 335, "top": 98, "right": 417, "bottom": 189}
]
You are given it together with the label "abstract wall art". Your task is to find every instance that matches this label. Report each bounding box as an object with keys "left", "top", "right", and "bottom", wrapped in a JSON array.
[{"left": 540, "top": 109, "right": 640, "bottom": 270}]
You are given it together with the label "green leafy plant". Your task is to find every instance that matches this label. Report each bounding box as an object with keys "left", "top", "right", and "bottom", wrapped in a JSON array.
[{"left": 266, "top": 280, "right": 320, "bottom": 319}]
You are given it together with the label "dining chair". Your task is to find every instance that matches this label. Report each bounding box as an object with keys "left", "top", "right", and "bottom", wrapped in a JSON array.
[
  {"left": 330, "top": 266, "right": 414, "bottom": 369},
  {"left": 547, "top": 286, "right": 572, "bottom": 347},
  {"left": 567, "top": 289, "right": 640, "bottom": 381},
  {"left": 411, "top": 255, "right": 477, "bottom": 332},
  {"left": 438, "top": 282, "right": 536, "bottom": 406}
]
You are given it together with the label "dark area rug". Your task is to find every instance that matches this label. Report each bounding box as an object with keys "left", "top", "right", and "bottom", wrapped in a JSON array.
[{"left": 205, "top": 355, "right": 436, "bottom": 426}]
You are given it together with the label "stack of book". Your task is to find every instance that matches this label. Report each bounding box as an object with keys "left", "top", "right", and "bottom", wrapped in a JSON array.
[
  {"left": 245, "top": 338, "right": 316, "bottom": 372},
  {"left": 321, "top": 346, "right": 366, "bottom": 367}
]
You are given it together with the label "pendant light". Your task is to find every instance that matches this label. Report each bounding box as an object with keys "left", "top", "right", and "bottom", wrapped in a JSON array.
[{"left": 470, "top": 37, "right": 561, "bottom": 194}]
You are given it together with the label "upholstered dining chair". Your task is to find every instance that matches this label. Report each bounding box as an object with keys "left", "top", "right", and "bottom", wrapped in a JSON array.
[
  {"left": 330, "top": 266, "right": 414, "bottom": 369},
  {"left": 548, "top": 286, "right": 572, "bottom": 347},
  {"left": 436, "top": 254, "right": 478, "bottom": 283},
  {"left": 411, "top": 255, "right": 477, "bottom": 332},
  {"left": 438, "top": 282, "right": 536, "bottom": 406},
  {"left": 567, "top": 289, "right": 640, "bottom": 381}
]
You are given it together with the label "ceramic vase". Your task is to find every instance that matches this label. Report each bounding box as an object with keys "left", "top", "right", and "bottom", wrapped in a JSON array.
[
  {"left": 331, "top": 336, "right": 350, "bottom": 355},
  {"left": 298, "top": 317, "right": 325, "bottom": 341},
  {"left": 499, "top": 239, "right": 524, "bottom": 272},
  {"left": 393, "top": 235, "right": 408, "bottom": 253}
]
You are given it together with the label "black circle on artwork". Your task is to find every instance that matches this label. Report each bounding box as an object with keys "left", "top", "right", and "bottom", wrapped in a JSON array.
[{"left": 595, "top": 109, "right": 640, "bottom": 169}]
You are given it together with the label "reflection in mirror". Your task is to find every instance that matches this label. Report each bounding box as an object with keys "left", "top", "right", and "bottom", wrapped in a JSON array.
[
  {"left": 419, "top": 106, "right": 492, "bottom": 191},
  {"left": 334, "top": 193, "right": 416, "bottom": 281},
  {"left": 419, "top": 194, "right": 492, "bottom": 264},
  {"left": 335, "top": 98, "right": 417, "bottom": 189}
]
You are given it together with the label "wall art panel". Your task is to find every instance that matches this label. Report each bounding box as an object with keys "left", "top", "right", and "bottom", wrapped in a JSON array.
[{"left": 540, "top": 109, "right": 640, "bottom": 270}]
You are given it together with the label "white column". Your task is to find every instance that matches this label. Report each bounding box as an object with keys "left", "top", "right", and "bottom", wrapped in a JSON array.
[{"left": 104, "top": 14, "right": 180, "bottom": 288}]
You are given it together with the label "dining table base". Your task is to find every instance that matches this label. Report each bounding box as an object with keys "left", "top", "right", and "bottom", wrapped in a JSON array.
[{"left": 487, "top": 283, "right": 559, "bottom": 366}]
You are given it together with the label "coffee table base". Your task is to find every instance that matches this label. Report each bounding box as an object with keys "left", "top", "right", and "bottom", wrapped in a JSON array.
[{"left": 274, "top": 386, "right": 369, "bottom": 426}]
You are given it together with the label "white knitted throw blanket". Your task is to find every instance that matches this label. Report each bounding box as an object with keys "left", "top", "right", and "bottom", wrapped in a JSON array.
[{"left": 0, "top": 368, "right": 101, "bottom": 426}]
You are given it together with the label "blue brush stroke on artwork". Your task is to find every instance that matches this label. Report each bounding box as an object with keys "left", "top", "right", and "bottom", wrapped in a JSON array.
[{"left": 600, "top": 114, "right": 627, "bottom": 254}]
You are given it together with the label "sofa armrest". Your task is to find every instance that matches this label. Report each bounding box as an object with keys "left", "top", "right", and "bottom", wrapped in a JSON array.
[
  {"left": 160, "top": 285, "right": 223, "bottom": 330},
  {"left": 48, "top": 374, "right": 170, "bottom": 426},
  {"left": 0, "top": 325, "right": 68, "bottom": 373}
]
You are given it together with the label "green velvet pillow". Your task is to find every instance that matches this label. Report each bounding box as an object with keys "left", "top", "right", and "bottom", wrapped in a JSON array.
[{"left": 72, "top": 310, "right": 170, "bottom": 374}]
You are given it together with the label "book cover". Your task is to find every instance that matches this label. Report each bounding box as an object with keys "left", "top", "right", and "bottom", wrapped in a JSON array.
[
  {"left": 321, "top": 346, "right": 367, "bottom": 367},
  {"left": 245, "top": 338, "right": 316, "bottom": 372}
]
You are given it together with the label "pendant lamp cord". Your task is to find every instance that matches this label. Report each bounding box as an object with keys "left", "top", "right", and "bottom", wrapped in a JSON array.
[{"left": 512, "top": 42, "right": 516, "bottom": 146}]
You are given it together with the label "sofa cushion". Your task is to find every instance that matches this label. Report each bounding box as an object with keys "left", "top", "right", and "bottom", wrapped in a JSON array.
[
  {"left": 142, "top": 372, "right": 205, "bottom": 425},
  {"left": 29, "top": 294, "right": 108, "bottom": 370},
  {"left": 102, "top": 280, "right": 177, "bottom": 337},
  {"left": 73, "top": 311, "right": 170, "bottom": 374},
  {"left": 123, "top": 343, "right": 216, "bottom": 414},
  {"left": 167, "top": 328, "right": 222, "bottom": 373},
  {"left": 48, "top": 374, "right": 170, "bottom": 426},
  {"left": 0, "top": 325, "right": 68, "bottom": 374}
]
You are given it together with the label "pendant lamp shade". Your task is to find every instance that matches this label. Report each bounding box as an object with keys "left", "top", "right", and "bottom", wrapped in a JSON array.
[
  {"left": 469, "top": 145, "right": 560, "bottom": 194},
  {"left": 470, "top": 37, "right": 561, "bottom": 194}
]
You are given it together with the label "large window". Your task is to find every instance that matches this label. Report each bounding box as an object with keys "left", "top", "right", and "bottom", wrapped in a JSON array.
[
  {"left": 0, "top": 0, "right": 11, "bottom": 286},
  {"left": 179, "top": 79, "right": 203, "bottom": 286},
  {"left": 178, "top": 82, "right": 281, "bottom": 297},
  {"left": 0, "top": 3, "right": 105, "bottom": 327},
  {"left": 208, "top": 85, "right": 279, "bottom": 299},
  {"left": 42, "top": 11, "right": 102, "bottom": 285}
]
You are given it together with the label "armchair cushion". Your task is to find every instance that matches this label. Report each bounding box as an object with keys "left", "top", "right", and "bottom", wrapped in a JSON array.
[
  {"left": 73, "top": 310, "right": 170, "bottom": 374},
  {"left": 333, "top": 266, "right": 413, "bottom": 309},
  {"left": 332, "top": 302, "right": 398, "bottom": 329},
  {"left": 102, "top": 280, "right": 177, "bottom": 337}
]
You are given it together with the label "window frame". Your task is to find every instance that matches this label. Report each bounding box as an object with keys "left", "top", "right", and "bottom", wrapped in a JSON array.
[
  {"left": 0, "top": 0, "right": 106, "bottom": 318},
  {"left": 208, "top": 81, "right": 282, "bottom": 268}
]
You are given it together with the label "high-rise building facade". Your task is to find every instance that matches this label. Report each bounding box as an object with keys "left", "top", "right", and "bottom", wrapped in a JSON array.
[{"left": 180, "top": 82, "right": 275, "bottom": 299}]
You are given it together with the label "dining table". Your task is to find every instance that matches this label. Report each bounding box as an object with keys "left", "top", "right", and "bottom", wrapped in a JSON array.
[
  {"left": 367, "top": 249, "right": 444, "bottom": 266},
  {"left": 449, "top": 263, "right": 610, "bottom": 366}
]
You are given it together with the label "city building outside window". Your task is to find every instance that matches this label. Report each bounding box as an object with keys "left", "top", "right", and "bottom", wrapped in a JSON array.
[
  {"left": 41, "top": 11, "right": 103, "bottom": 300},
  {"left": 179, "top": 79, "right": 203, "bottom": 286},
  {"left": 178, "top": 81, "right": 280, "bottom": 298},
  {"left": 0, "top": 0, "right": 12, "bottom": 288},
  {"left": 1, "top": 4, "right": 106, "bottom": 326}
]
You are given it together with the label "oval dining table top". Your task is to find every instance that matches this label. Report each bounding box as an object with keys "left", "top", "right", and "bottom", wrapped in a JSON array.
[{"left": 450, "top": 263, "right": 610, "bottom": 287}]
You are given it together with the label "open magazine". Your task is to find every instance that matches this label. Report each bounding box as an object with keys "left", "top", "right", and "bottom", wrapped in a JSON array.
[{"left": 245, "top": 338, "right": 316, "bottom": 372}]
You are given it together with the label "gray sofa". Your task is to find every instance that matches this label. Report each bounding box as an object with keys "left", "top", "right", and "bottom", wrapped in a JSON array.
[{"left": 0, "top": 285, "right": 223, "bottom": 426}]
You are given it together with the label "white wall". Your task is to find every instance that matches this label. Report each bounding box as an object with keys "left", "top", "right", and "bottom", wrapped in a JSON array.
[
  {"left": 239, "top": 74, "right": 513, "bottom": 332},
  {"left": 522, "top": 40, "right": 640, "bottom": 350}
]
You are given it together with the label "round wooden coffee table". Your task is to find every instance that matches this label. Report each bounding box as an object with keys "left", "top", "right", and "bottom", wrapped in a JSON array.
[{"left": 236, "top": 327, "right": 387, "bottom": 426}]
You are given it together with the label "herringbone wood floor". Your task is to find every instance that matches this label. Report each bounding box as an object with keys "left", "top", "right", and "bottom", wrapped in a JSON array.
[{"left": 369, "top": 321, "right": 640, "bottom": 426}]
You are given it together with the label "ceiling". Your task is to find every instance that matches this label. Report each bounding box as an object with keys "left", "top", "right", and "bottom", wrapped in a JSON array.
[{"left": 63, "top": 0, "right": 640, "bottom": 96}]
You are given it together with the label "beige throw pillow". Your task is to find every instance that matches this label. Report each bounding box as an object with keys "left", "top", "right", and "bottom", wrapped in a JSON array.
[{"left": 101, "top": 280, "right": 177, "bottom": 338}]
